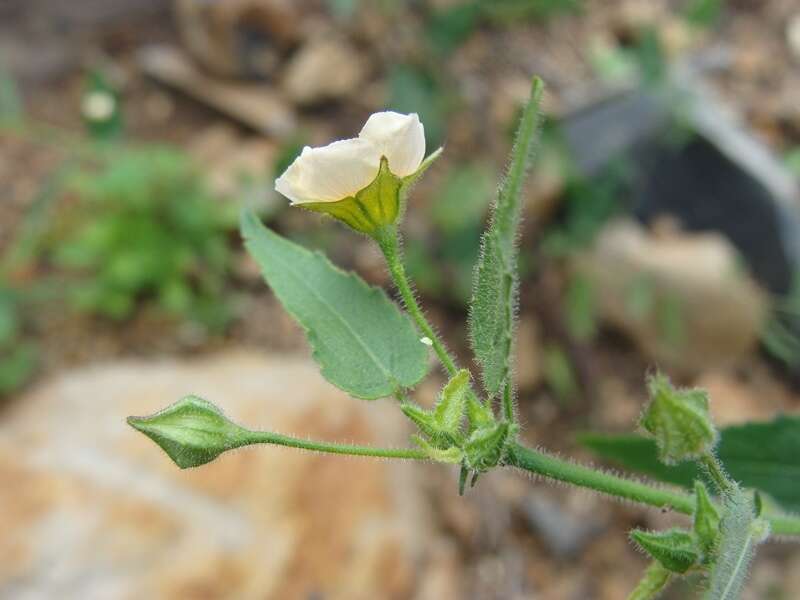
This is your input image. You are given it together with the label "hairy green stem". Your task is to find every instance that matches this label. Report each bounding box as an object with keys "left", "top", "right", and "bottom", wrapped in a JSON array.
[
  {"left": 506, "top": 442, "right": 695, "bottom": 512},
  {"left": 241, "top": 430, "right": 428, "bottom": 460},
  {"left": 502, "top": 380, "right": 514, "bottom": 423},
  {"left": 376, "top": 226, "right": 458, "bottom": 376},
  {"left": 627, "top": 562, "right": 672, "bottom": 600},
  {"left": 505, "top": 442, "right": 800, "bottom": 537},
  {"left": 701, "top": 453, "right": 736, "bottom": 495},
  {"left": 767, "top": 514, "right": 800, "bottom": 537}
]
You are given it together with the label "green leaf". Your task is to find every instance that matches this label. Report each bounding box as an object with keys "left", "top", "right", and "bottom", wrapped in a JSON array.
[
  {"left": 434, "top": 369, "right": 470, "bottom": 436},
  {"left": 630, "top": 528, "right": 699, "bottom": 574},
  {"left": 627, "top": 561, "right": 673, "bottom": 600},
  {"left": 241, "top": 210, "right": 428, "bottom": 399},
  {"left": 401, "top": 369, "right": 470, "bottom": 447},
  {"left": 127, "top": 396, "right": 249, "bottom": 469},
  {"left": 469, "top": 76, "right": 544, "bottom": 399},
  {"left": 640, "top": 374, "right": 717, "bottom": 465},
  {"left": 694, "top": 481, "right": 721, "bottom": 556},
  {"left": 579, "top": 415, "right": 800, "bottom": 512},
  {"left": 411, "top": 435, "right": 464, "bottom": 464},
  {"left": 705, "top": 487, "right": 768, "bottom": 600},
  {"left": 400, "top": 402, "right": 441, "bottom": 442}
]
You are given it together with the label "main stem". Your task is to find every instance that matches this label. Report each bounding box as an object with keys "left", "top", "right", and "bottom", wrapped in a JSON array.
[
  {"left": 506, "top": 442, "right": 694, "bottom": 513},
  {"left": 505, "top": 442, "right": 800, "bottom": 537},
  {"left": 376, "top": 226, "right": 458, "bottom": 376}
]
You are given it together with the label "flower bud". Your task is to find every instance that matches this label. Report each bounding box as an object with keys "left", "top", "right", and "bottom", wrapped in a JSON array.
[
  {"left": 127, "top": 396, "right": 248, "bottom": 468},
  {"left": 640, "top": 374, "right": 718, "bottom": 465}
]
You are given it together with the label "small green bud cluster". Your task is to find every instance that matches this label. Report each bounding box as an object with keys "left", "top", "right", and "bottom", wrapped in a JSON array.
[
  {"left": 402, "top": 369, "right": 517, "bottom": 493},
  {"left": 640, "top": 374, "right": 718, "bottom": 465},
  {"left": 630, "top": 482, "right": 721, "bottom": 577}
]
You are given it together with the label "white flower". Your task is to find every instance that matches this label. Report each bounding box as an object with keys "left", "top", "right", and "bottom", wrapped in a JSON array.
[
  {"left": 275, "top": 111, "right": 426, "bottom": 205},
  {"left": 82, "top": 91, "right": 116, "bottom": 121}
]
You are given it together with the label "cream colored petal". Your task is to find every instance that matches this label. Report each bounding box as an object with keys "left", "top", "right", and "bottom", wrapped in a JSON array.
[
  {"left": 275, "top": 138, "right": 381, "bottom": 204},
  {"left": 358, "top": 111, "right": 425, "bottom": 177}
]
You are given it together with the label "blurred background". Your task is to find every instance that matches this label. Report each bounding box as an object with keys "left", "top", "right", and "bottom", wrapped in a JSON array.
[{"left": 1, "top": 0, "right": 800, "bottom": 598}]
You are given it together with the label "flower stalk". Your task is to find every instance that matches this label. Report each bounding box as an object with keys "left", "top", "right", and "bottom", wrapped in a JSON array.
[
  {"left": 375, "top": 225, "right": 458, "bottom": 377},
  {"left": 238, "top": 430, "right": 429, "bottom": 460}
]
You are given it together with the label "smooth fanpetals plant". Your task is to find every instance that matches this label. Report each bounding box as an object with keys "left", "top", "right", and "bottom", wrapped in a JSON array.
[{"left": 129, "top": 77, "right": 800, "bottom": 599}]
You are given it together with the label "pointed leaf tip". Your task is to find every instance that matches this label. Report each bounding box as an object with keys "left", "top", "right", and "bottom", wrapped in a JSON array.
[
  {"left": 693, "top": 481, "right": 721, "bottom": 556},
  {"left": 630, "top": 528, "right": 699, "bottom": 574},
  {"left": 434, "top": 368, "right": 471, "bottom": 437}
]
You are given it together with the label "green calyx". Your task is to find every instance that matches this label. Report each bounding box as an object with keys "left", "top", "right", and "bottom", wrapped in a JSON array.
[
  {"left": 402, "top": 369, "right": 471, "bottom": 450},
  {"left": 402, "top": 369, "right": 517, "bottom": 485},
  {"left": 640, "top": 373, "right": 718, "bottom": 465},
  {"left": 300, "top": 149, "right": 442, "bottom": 236},
  {"left": 630, "top": 484, "right": 725, "bottom": 578},
  {"left": 127, "top": 396, "right": 248, "bottom": 468},
  {"left": 301, "top": 157, "right": 401, "bottom": 235},
  {"left": 630, "top": 528, "right": 700, "bottom": 574},
  {"left": 693, "top": 481, "right": 721, "bottom": 557},
  {"left": 464, "top": 420, "right": 518, "bottom": 472}
]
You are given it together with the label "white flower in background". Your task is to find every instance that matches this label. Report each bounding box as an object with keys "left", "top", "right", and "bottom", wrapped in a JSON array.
[
  {"left": 275, "top": 111, "right": 427, "bottom": 205},
  {"left": 81, "top": 90, "right": 116, "bottom": 122}
]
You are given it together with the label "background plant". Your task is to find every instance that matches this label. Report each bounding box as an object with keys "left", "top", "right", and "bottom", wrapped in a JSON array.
[
  {"left": 128, "top": 78, "right": 800, "bottom": 599},
  {"left": 0, "top": 284, "right": 37, "bottom": 396},
  {"left": 43, "top": 146, "right": 234, "bottom": 328}
]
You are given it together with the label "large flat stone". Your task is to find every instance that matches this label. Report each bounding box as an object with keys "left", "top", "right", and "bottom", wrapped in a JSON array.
[{"left": 0, "top": 350, "right": 441, "bottom": 599}]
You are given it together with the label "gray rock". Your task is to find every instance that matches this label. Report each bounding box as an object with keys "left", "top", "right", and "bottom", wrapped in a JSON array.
[
  {"left": 282, "top": 36, "right": 369, "bottom": 106},
  {"left": 521, "top": 492, "right": 605, "bottom": 559},
  {"left": 0, "top": 350, "right": 442, "bottom": 600}
]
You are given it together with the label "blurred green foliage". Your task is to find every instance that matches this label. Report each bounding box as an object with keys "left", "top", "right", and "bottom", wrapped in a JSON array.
[
  {"left": 406, "top": 162, "right": 495, "bottom": 303},
  {"left": 0, "top": 69, "right": 22, "bottom": 125},
  {"left": 542, "top": 163, "right": 627, "bottom": 257},
  {"left": 0, "top": 286, "right": 37, "bottom": 396},
  {"left": 45, "top": 147, "right": 234, "bottom": 328},
  {"left": 542, "top": 343, "right": 578, "bottom": 403},
  {"left": 388, "top": 64, "right": 450, "bottom": 149},
  {"left": 326, "top": 0, "right": 359, "bottom": 20},
  {"left": 82, "top": 70, "right": 123, "bottom": 141},
  {"left": 763, "top": 274, "right": 800, "bottom": 369},
  {"left": 479, "top": 0, "right": 582, "bottom": 22},
  {"left": 588, "top": 24, "right": 668, "bottom": 86},
  {"left": 273, "top": 134, "right": 308, "bottom": 180},
  {"left": 564, "top": 272, "right": 597, "bottom": 341},
  {"left": 682, "top": 0, "right": 724, "bottom": 28},
  {"left": 786, "top": 147, "right": 800, "bottom": 175},
  {"left": 426, "top": 0, "right": 583, "bottom": 55}
]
